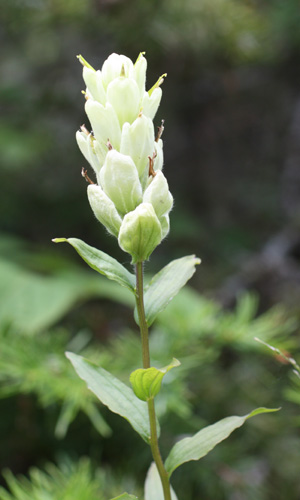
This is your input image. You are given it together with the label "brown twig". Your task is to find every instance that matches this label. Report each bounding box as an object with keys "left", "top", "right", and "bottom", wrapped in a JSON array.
[
  {"left": 106, "top": 139, "right": 113, "bottom": 150},
  {"left": 81, "top": 168, "right": 94, "bottom": 184},
  {"left": 155, "top": 119, "right": 165, "bottom": 142},
  {"left": 148, "top": 153, "right": 157, "bottom": 177}
]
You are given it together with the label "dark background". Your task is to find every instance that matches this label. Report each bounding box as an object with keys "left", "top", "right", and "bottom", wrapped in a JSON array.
[{"left": 2, "top": 0, "right": 300, "bottom": 284}]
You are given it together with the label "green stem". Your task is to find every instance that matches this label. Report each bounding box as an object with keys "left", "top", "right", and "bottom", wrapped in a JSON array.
[
  {"left": 135, "top": 262, "right": 172, "bottom": 500},
  {"left": 148, "top": 397, "right": 172, "bottom": 500},
  {"left": 135, "top": 262, "right": 150, "bottom": 368}
]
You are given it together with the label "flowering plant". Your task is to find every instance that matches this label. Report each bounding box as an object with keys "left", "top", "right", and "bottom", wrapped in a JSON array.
[
  {"left": 76, "top": 52, "right": 171, "bottom": 262},
  {"left": 53, "top": 52, "right": 276, "bottom": 500}
]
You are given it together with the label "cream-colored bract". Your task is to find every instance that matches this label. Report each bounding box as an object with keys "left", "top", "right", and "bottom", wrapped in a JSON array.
[{"left": 76, "top": 52, "right": 172, "bottom": 262}]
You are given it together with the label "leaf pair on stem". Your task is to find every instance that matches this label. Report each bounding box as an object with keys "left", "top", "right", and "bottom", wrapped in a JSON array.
[{"left": 54, "top": 237, "right": 278, "bottom": 500}]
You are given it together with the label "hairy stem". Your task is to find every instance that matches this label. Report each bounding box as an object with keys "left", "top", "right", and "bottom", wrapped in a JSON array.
[{"left": 135, "top": 262, "right": 172, "bottom": 500}]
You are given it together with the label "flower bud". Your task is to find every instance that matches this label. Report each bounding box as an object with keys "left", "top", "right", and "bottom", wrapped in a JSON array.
[
  {"left": 87, "top": 135, "right": 107, "bottom": 172},
  {"left": 143, "top": 171, "right": 173, "bottom": 218},
  {"left": 83, "top": 67, "right": 106, "bottom": 105},
  {"left": 87, "top": 184, "right": 122, "bottom": 237},
  {"left": 85, "top": 100, "right": 121, "bottom": 150},
  {"left": 142, "top": 88, "right": 162, "bottom": 120},
  {"left": 101, "top": 53, "right": 134, "bottom": 89},
  {"left": 120, "top": 114, "right": 154, "bottom": 177},
  {"left": 134, "top": 52, "right": 147, "bottom": 98},
  {"left": 153, "top": 138, "right": 164, "bottom": 172},
  {"left": 118, "top": 203, "right": 162, "bottom": 263},
  {"left": 76, "top": 130, "right": 91, "bottom": 166},
  {"left": 159, "top": 213, "right": 170, "bottom": 239},
  {"left": 107, "top": 77, "right": 140, "bottom": 127},
  {"left": 100, "top": 150, "right": 142, "bottom": 215}
]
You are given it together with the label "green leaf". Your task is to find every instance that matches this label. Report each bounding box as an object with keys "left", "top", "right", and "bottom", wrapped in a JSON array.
[
  {"left": 165, "top": 407, "right": 280, "bottom": 477},
  {"left": 66, "top": 352, "right": 158, "bottom": 443},
  {"left": 109, "top": 494, "right": 138, "bottom": 500},
  {"left": 138, "top": 255, "right": 200, "bottom": 327},
  {"left": 144, "top": 463, "right": 178, "bottom": 500},
  {"left": 130, "top": 359, "right": 180, "bottom": 401},
  {"left": 53, "top": 238, "right": 136, "bottom": 292}
]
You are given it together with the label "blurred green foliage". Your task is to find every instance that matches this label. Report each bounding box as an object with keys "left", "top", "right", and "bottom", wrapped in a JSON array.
[
  {"left": 0, "top": 252, "right": 133, "bottom": 334},
  {"left": 0, "top": 234, "right": 300, "bottom": 498},
  {"left": 0, "top": 458, "right": 140, "bottom": 500},
  {"left": 0, "top": 459, "right": 103, "bottom": 500}
]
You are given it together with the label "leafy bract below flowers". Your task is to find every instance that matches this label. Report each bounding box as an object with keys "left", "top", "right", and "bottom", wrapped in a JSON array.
[{"left": 76, "top": 52, "right": 173, "bottom": 263}]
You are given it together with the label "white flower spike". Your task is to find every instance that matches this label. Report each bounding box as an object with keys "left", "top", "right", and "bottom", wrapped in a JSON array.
[{"left": 76, "top": 52, "right": 172, "bottom": 262}]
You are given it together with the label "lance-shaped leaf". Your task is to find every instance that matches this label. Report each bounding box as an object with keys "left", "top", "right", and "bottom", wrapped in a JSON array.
[
  {"left": 53, "top": 238, "right": 135, "bottom": 292},
  {"left": 144, "top": 463, "right": 178, "bottom": 500},
  {"left": 66, "top": 352, "right": 158, "bottom": 443},
  {"left": 165, "top": 407, "right": 279, "bottom": 477},
  {"left": 136, "top": 255, "right": 200, "bottom": 326},
  {"left": 130, "top": 359, "right": 180, "bottom": 401},
  {"left": 110, "top": 494, "right": 138, "bottom": 500}
]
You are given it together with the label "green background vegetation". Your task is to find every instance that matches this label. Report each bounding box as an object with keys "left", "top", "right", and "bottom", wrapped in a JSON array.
[{"left": 1, "top": 1, "right": 300, "bottom": 498}]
